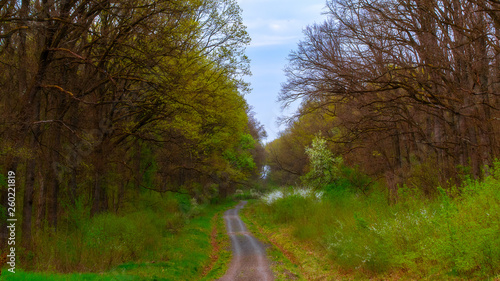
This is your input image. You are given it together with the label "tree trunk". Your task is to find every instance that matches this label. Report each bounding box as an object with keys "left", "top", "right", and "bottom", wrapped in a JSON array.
[
  {"left": 91, "top": 170, "right": 106, "bottom": 216},
  {"left": 22, "top": 157, "right": 36, "bottom": 249},
  {"left": 35, "top": 171, "right": 45, "bottom": 230}
]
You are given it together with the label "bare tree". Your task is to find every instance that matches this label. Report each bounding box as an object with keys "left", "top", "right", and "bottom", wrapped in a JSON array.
[{"left": 280, "top": 0, "right": 500, "bottom": 195}]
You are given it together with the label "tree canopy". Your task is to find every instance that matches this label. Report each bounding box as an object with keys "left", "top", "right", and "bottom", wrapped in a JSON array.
[
  {"left": 270, "top": 0, "right": 500, "bottom": 197},
  {"left": 0, "top": 0, "right": 265, "bottom": 248}
]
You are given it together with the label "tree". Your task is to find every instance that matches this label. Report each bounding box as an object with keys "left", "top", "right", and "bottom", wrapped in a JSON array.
[
  {"left": 0, "top": 0, "right": 254, "bottom": 252},
  {"left": 302, "top": 135, "right": 343, "bottom": 189},
  {"left": 279, "top": 0, "right": 500, "bottom": 196}
]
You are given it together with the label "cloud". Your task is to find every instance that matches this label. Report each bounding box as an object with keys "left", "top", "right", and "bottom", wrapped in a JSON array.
[
  {"left": 235, "top": 0, "right": 329, "bottom": 140},
  {"left": 238, "top": 1, "right": 328, "bottom": 48},
  {"left": 249, "top": 35, "right": 299, "bottom": 47},
  {"left": 244, "top": 18, "right": 309, "bottom": 48}
]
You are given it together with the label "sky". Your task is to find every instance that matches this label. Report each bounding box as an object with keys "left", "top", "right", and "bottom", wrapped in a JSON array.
[{"left": 236, "top": 0, "right": 329, "bottom": 142}]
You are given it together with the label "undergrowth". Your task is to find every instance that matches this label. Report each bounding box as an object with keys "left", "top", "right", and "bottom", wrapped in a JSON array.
[
  {"left": 23, "top": 192, "right": 194, "bottom": 273},
  {"left": 1, "top": 191, "right": 235, "bottom": 280},
  {"left": 254, "top": 162, "right": 500, "bottom": 279},
  {"left": 240, "top": 200, "right": 304, "bottom": 280}
]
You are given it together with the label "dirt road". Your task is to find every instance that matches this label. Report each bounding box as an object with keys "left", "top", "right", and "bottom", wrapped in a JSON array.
[{"left": 218, "top": 201, "right": 274, "bottom": 281}]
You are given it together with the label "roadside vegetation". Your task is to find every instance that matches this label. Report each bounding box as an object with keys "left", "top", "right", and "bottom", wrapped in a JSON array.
[
  {"left": 252, "top": 151, "right": 500, "bottom": 279},
  {"left": 261, "top": 0, "right": 500, "bottom": 279},
  {"left": 0, "top": 0, "right": 268, "bottom": 278},
  {"left": 1, "top": 192, "right": 234, "bottom": 280}
]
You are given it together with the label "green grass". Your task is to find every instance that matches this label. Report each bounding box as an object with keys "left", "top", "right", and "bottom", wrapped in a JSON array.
[
  {"left": 240, "top": 200, "right": 304, "bottom": 281},
  {"left": 1, "top": 197, "right": 236, "bottom": 281},
  {"left": 252, "top": 162, "right": 500, "bottom": 280},
  {"left": 0, "top": 270, "right": 139, "bottom": 281},
  {"left": 199, "top": 207, "right": 232, "bottom": 281},
  {"left": 243, "top": 200, "right": 353, "bottom": 280}
]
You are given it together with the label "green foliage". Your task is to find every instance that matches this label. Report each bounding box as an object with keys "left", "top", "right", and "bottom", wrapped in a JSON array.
[
  {"left": 255, "top": 161, "right": 500, "bottom": 279},
  {"left": 223, "top": 133, "right": 257, "bottom": 173},
  {"left": 0, "top": 270, "right": 140, "bottom": 281},
  {"left": 31, "top": 209, "right": 168, "bottom": 272},
  {"left": 239, "top": 133, "right": 256, "bottom": 150},
  {"left": 328, "top": 165, "right": 373, "bottom": 195},
  {"left": 2, "top": 202, "right": 233, "bottom": 281},
  {"left": 26, "top": 192, "right": 191, "bottom": 272},
  {"left": 7, "top": 195, "right": 234, "bottom": 280},
  {"left": 301, "top": 135, "right": 343, "bottom": 188},
  {"left": 232, "top": 188, "right": 261, "bottom": 200}
]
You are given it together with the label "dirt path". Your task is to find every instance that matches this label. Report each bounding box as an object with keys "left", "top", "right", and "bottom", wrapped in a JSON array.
[{"left": 218, "top": 201, "right": 274, "bottom": 281}]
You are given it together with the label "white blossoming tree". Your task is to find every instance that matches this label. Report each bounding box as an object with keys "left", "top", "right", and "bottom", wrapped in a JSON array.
[{"left": 302, "top": 135, "right": 343, "bottom": 189}]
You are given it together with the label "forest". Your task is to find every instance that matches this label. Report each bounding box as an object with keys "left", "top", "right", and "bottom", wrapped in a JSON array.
[
  {"left": 1, "top": 0, "right": 500, "bottom": 280},
  {"left": 260, "top": 0, "right": 500, "bottom": 279},
  {"left": 270, "top": 0, "right": 500, "bottom": 193},
  {"left": 0, "top": 0, "right": 265, "bottom": 279}
]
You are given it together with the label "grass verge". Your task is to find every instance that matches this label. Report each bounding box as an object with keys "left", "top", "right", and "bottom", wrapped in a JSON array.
[
  {"left": 1, "top": 200, "right": 235, "bottom": 281},
  {"left": 252, "top": 163, "right": 500, "bottom": 280},
  {"left": 200, "top": 206, "right": 233, "bottom": 281},
  {"left": 240, "top": 200, "right": 305, "bottom": 281}
]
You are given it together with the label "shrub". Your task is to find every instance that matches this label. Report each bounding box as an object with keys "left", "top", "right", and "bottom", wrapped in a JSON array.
[
  {"left": 257, "top": 161, "right": 500, "bottom": 278},
  {"left": 28, "top": 192, "right": 191, "bottom": 272},
  {"left": 301, "top": 136, "right": 343, "bottom": 189}
]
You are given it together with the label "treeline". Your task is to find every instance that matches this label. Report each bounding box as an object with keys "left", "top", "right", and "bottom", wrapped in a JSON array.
[
  {"left": 269, "top": 0, "right": 500, "bottom": 195},
  {"left": 0, "top": 0, "right": 265, "bottom": 251}
]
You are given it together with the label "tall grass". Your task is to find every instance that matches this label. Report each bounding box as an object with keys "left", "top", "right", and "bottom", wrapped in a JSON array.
[
  {"left": 255, "top": 163, "right": 500, "bottom": 279},
  {"left": 2, "top": 192, "right": 234, "bottom": 280},
  {"left": 22, "top": 192, "right": 198, "bottom": 273}
]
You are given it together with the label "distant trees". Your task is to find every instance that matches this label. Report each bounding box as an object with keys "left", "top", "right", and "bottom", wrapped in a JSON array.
[
  {"left": 0, "top": 0, "right": 262, "bottom": 250},
  {"left": 274, "top": 0, "right": 500, "bottom": 196},
  {"left": 266, "top": 104, "right": 338, "bottom": 185}
]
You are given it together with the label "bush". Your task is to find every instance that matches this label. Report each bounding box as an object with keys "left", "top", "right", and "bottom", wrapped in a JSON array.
[
  {"left": 232, "top": 188, "right": 262, "bottom": 200},
  {"left": 257, "top": 161, "right": 500, "bottom": 278},
  {"left": 28, "top": 192, "right": 193, "bottom": 272},
  {"left": 301, "top": 136, "right": 343, "bottom": 188}
]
